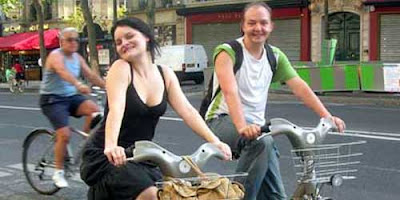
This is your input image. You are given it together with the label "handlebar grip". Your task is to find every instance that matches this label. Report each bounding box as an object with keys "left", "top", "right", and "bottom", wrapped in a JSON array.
[
  {"left": 260, "top": 124, "right": 270, "bottom": 133},
  {"left": 124, "top": 145, "right": 134, "bottom": 158}
]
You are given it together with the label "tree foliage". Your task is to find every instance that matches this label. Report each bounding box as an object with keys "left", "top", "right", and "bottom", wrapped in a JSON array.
[{"left": 0, "top": 0, "right": 21, "bottom": 17}]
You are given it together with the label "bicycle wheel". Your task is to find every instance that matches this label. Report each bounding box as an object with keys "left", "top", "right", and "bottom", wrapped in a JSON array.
[
  {"left": 22, "top": 129, "right": 60, "bottom": 195},
  {"left": 8, "top": 79, "right": 15, "bottom": 93},
  {"left": 18, "top": 81, "right": 24, "bottom": 93}
]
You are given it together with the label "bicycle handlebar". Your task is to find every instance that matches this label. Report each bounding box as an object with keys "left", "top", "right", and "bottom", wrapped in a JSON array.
[
  {"left": 125, "top": 118, "right": 337, "bottom": 178},
  {"left": 126, "top": 141, "right": 225, "bottom": 178},
  {"left": 258, "top": 117, "right": 337, "bottom": 149}
]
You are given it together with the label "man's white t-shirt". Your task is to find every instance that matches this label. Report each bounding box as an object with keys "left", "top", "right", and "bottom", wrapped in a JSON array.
[
  {"left": 206, "top": 37, "right": 273, "bottom": 125},
  {"left": 205, "top": 37, "right": 298, "bottom": 126}
]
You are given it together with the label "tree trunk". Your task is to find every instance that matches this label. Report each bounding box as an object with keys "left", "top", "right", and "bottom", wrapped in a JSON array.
[
  {"left": 324, "top": 0, "right": 329, "bottom": 39},
  {"left": 113, "top": 0, "right": 117, "bottom": 25},
  {"left": 33, "top": 0, "right": 47, "bottom": 66},
  {"left": 147, "top": 0, "right": 155, "bottom": 31},
  {"left": 81, "top": 0, "right": 100, "bottom": 75}
]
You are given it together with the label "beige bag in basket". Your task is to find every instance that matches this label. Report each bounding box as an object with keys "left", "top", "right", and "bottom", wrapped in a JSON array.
[{"left": 158, "top": 156, "right": 245, "bottom": 200}]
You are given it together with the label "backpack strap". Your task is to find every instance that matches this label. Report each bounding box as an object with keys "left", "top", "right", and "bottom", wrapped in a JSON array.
[
  {"left": 210, "top": 40, "right": 243, "bottom": 101},
  {"left": 265, "top": 43, "right": 277, "bottom": 75}
]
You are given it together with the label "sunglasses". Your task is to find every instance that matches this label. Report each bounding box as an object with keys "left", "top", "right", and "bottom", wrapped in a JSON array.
[{"left": 64, "top": 37, "right": 80, "bottom": 43}]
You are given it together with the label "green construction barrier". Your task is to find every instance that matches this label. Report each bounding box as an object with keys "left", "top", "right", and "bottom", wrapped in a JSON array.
[
  {"left": 360, "top": 62, "right": 400, "bottom": 92},
  {"left": 289, "top": 64, "right": 361, "bottom": 92}
]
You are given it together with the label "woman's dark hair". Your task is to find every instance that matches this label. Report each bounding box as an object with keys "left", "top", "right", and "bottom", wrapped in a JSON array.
[
  {"left": 111, "top": 17, "right": 160, "bottom": 63},
  {"left": 240, "top": 2, "right": 272, "bottom": 35}
]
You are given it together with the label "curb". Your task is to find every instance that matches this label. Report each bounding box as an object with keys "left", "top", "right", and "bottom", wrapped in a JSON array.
[{"left": 185, "top": 90, "right": 400, "bottom": 107}]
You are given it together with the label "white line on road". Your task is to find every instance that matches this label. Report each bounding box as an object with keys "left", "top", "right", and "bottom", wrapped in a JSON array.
[
  {"left": 0, "top": 171, "right": 12, "bottom": 178},
  {"left": 1, "top": 104, "right": 399, "bottom": 141},
  {"left": 0, "top": 123, "right": 38, "bottom": 129},
  {"left": 160, "top": 116, "right": 183, "bottom": 122},
  {"left": 0, "top": 105, "right": 40, "bottom": 111}
]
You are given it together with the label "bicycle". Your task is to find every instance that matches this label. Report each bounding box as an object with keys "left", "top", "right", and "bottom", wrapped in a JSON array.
[
  {"left": 6, "top": 69, "right": 25, "bottom": 93},
  {"left": 126, "top": 117, "right": 365, "bottom": 200},
  {"left": 257, "top": 118, "right": 365, "bottom": 200},
  {"left": 22, "top": 87, "right": 105, "bottom": 195}
]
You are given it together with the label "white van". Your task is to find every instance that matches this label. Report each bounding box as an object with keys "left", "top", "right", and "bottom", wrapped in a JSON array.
[{"left": 155, "top": 44, "right": 208, "bottom": 84}]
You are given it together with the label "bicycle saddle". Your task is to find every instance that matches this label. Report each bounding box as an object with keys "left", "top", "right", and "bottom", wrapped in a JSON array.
[
  {"left": 263, "top": 117, "right": 336, "bottom": 149},
  {"left": 127, "top": 141, "right": 225, "bottom": 178}
]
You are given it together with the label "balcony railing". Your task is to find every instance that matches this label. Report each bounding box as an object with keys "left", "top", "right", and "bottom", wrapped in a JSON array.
[
  {"left": 184, "top": 0, "right": 255, "bottom": 7},
  {"left": 129, "top": 0, "right": 185, "bottom": 12}
]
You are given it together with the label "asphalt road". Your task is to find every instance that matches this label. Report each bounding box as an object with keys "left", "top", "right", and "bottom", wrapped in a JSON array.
[{"left": 0, "top": 86, "right": 399, "bottom": 200}]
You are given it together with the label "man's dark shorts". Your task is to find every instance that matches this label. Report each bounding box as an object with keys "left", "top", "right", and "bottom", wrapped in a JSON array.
[
  {"left": 40, "top": 94, "right": 87, "bottom": 130},
  {"left": 15, "top": 72, "right": 24, "bottom": 81}
]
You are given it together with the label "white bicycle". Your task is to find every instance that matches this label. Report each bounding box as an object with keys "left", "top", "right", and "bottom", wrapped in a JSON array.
[{"left": 258, "top": 118, "right": 365, "bottom": 200}]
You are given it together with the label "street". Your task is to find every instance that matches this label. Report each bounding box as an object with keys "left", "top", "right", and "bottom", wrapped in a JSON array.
[{"left": 0, "top": 87, "right": 399, "bottom": 200}]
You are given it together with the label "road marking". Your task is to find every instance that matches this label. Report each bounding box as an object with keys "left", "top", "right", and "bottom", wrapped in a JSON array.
[
  {"left": 0, "top": 105, "right": 40, "bottom": 111},
  {"left": 0, "top": 123, "right": 38, "bottom": 129},
  {"left": 0, "top": 171, "right": 12, "bottom": 178},
  {"left": 6, "top": 163, "right": 24, "bottom": 171},
  {"left": 160, "top": 116, "right": 183, "bottom": 122},
  {"left": 1, "top": 104, "right": 399, "bottom": 141}
]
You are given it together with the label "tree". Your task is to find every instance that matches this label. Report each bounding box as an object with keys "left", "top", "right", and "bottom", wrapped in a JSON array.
[
  {"left": 65, "top": 6, "right": 85, "bottom": 31},
  {"left": 113, "top": 0, "right": 117, "bottom": 25},
  {"left": 81, "top": 0, "right": 100, "bottom": 75},
  {"left": 324, "top": 0, "right": 329, "bottom": 39},
  {"left": 147, "top": 0, "right": 155, "bottom": 31},
  {"left": 0, "top": 0, "right": 20, "bottom": 36},
  {"left": 33, "top": 0, "right": 46, "bottom": 66}
]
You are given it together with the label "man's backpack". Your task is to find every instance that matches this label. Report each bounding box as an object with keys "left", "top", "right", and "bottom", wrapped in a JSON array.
[{"left": 199, "top": 40, "right": 277, "bottom": 119}]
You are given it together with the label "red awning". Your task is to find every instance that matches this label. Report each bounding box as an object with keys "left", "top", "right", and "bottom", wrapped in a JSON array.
[{"left": 0, "top": 29, "right": 59, "bottom": 51}]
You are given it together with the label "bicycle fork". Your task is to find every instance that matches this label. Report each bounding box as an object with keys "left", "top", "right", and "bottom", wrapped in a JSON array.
[{"left": 292, "top": 156, "right": 320, "bottom": 200}]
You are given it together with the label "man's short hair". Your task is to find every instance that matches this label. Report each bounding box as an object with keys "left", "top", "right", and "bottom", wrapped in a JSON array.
[{"left": 59, "top": 27, "right": 78, "bottom": 39}]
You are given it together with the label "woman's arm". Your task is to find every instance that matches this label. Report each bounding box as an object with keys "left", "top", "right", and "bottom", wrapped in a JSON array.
[
  {"left": 103, "top": 60, "right": 131, "bottom": 166},
  {"left": 161, "top": 66, "right": 232, "bottom": 159}
]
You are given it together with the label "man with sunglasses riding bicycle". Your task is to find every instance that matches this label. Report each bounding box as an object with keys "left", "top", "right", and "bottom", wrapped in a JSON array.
[
  {"left": 205, "top": 2, "right": 346, "bottom": 200},
  {"left": 39, "top": 27, "right": 105, "bottom": 188}
]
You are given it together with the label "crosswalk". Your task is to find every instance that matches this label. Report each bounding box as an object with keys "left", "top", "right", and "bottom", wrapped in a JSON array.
[{"left": 0, "top": 163, "right": 83, "bottom": 183}]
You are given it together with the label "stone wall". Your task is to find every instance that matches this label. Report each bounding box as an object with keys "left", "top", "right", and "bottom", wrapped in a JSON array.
[{"left": 310, "top": 0, "right": 367, "bottom": 62}]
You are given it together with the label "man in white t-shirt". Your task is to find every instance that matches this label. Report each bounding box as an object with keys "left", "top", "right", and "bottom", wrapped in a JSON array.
[{"left": 206, "top": 2, "right": 346, "bottom": 200}]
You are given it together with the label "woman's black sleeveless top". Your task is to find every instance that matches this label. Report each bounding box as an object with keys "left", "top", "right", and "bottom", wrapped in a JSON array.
[{"left": 91, "top": 65, "right": 167, "bottom": 148}]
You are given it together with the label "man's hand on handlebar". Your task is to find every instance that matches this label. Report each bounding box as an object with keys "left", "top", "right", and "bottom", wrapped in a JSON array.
[
  {"left": 239, "top": 124, "right": 261, "bottom": 139},
  {"left": 211, "top": 141, "right": 232, "bottom": 161},
  {"left": 330, "top": 116, "right": 346, "bottom": 133},
  {"left": 77, "top": 83, "right": 91, "bottom": 95},
  {"left": 104, "top": 146, "right": 127, "bottom": 167}
]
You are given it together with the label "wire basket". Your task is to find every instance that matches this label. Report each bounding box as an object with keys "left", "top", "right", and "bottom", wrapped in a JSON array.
[
  {"left": 291, "top": 141, "right": 366, "bottom": 184},
  {"left": 156, "top": 172, "right": 248, "bottom": 200}
]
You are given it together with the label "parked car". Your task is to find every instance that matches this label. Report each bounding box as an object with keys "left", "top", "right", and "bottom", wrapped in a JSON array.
[{"left": 155, "top": 44, "right": 208, "bottom": 84}]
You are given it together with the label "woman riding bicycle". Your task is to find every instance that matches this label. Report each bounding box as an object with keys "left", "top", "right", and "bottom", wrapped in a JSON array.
[{"left": 80, "top": 17, "right": 232, "bottom": 200}]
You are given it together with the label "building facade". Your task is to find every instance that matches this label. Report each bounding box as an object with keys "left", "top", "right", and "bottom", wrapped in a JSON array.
[
  {"left": 1, "top": 0, "right": 119, "bottom": 35},
  {"left": 176, "top": 0, "right": 400, "bottom": 63},
  {"left": 127, "top": 0, "right": 186, "bottom": 46}
]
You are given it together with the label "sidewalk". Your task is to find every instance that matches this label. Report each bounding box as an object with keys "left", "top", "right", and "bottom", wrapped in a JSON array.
[
  {"left": 1, "top": 81, "right": 399, "bottom": 107},
  {"left": 0, "top": 81, "right": 41, "bottom": 93},
  {"left": 269, "top": 90, "right": 400, "bottom": 107}
]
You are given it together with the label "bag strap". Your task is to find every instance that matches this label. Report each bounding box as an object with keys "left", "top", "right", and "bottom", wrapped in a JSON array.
[
  {"left": 265, "top": 43, "right": 277, "bottom": 75},
  {"left": 210, "top": 40, "right": 243, "bottom": 102},
  {"left": 182, "top": 156, "right": 206, "bottom": 178}
]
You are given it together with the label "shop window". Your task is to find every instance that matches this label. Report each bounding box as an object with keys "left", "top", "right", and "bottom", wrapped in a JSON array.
[{"left": 154, "top": 25, "right": 176, "bottom": 46}]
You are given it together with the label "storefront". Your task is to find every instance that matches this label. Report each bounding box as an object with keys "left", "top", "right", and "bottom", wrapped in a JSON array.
[
  {"left": 177, "top": 0, "right": 310, "bottom": 62},
  {"left": 366, "top": 0, "right": 400, "bottom": 62},
  {"left": 0, "top": 29, "right": 59, "bottom": 82}
]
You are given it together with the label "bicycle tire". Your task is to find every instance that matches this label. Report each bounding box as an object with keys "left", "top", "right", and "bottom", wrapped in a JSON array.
[{"left": 22, "top": 129, "right": 61, "bottom": 195}]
